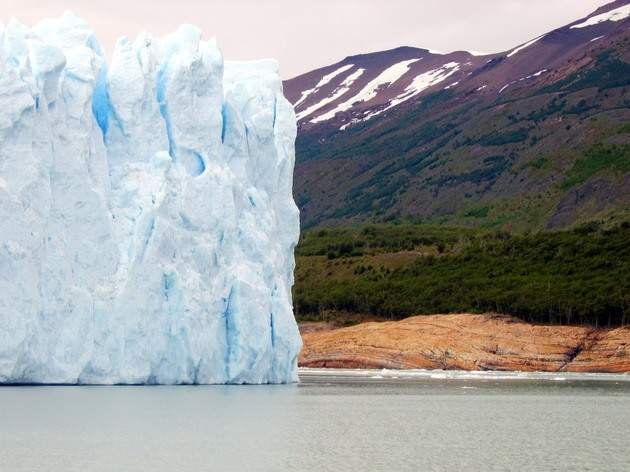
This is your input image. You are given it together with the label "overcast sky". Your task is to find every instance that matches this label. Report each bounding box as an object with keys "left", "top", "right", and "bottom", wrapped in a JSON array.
[{"left": 2, "top": 0, "right": 614, "bottom": 78}]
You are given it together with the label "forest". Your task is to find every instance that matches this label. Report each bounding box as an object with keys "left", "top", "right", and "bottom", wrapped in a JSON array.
[{"left": 294, "top": 221, "right": 630, "bottom": 327}]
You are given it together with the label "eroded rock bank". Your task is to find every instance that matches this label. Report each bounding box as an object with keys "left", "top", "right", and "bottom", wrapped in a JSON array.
[{"left": 299, "top": 314, "right": 630, "bottom": 373}]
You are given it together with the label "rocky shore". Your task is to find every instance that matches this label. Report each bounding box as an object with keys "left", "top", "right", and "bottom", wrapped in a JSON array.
[{"left": 299, "top": 314, "right": 630, "bottom": 373}]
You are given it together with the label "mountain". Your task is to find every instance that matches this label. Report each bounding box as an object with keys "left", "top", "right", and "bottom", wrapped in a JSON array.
[{"left": 285, "top": 0, "right": 630, "bottom": 230}]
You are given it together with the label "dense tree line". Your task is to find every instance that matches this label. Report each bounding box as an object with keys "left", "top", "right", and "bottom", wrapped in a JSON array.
[{"left": 293, "top": 222, "right": 630, "bottom": 327}]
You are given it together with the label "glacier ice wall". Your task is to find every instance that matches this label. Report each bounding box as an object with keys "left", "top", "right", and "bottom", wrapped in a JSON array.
[{"left": 0, "top": 13, "right": 301, "bottom": 384}]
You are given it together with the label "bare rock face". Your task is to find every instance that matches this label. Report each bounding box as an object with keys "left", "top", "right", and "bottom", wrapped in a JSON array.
[
  {"left": 299, "top": 314, "right": 630, "bottom": 373},
  {"left": 569, "top": 327, "right": 630, "bottom": 372}
]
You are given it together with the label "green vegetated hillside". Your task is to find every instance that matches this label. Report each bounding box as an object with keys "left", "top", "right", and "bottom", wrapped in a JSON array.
[
  {"left": 293, "top": 222, "right": 630, "bottom": 327},
  {"left": 291, "top": 29, "right": 630, "bottom": 327},
  {"left": 294, "top": 44, "right": 630, "bottom": 231}
]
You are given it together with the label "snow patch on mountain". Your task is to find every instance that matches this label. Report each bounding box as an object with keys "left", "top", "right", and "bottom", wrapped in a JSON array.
[
  {"left": 294, "top": 63, "right": 354, "bottom": 108},
  {"left": 368, "top": 62, "right": 459, "bottom": 117},
  {"left": 339, "top": 62, "right": 460, "bottom": 129},
  {"left": 296, "top": 68, "right": 364, "bottom": 121},
  {"left": 571, "top": 4, "right": 630, "bottom": 29},
  {"left": 311, "top": 58, "right": 420, "bottom": 123},
  {"left": 499, "top": 68, "right": 548, "bottom": 95},
  {"left": 391, "top": 62, "right": 459, "bottom": 103},
  {"left": 522, "top": 69, "right": 548, "bottom": 80},
  {"left": 507, "top": 35, "right": 544, "bottom": 58}
]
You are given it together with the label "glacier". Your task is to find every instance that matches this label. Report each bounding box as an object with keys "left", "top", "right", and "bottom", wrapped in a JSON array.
[{"left": 0, "top": 13, "right": 301, "bottom": 384}]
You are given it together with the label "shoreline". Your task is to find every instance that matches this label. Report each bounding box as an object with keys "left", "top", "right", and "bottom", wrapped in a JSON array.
[{"left": 298, "top": 367, "right": 630, "bottom": 383}]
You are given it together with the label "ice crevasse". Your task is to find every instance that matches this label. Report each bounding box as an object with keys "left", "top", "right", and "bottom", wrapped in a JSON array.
[{"left": 0, "top": 13, "right": 302, "bottom": 384}]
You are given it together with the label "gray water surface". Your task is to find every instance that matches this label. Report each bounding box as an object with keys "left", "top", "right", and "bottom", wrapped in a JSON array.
[{"left": 1, "top": 369, "right": 629, "bottom": 471}]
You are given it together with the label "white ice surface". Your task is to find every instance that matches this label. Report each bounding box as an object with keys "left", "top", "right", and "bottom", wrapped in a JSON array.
[
  {"left": 0, "top": 13, "right": 301, "bottom": 384},
  {"left": 339, "top": 62, "right": 459, "bottom": 130}
]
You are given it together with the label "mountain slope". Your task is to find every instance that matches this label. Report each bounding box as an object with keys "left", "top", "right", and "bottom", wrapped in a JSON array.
[{"left": 285, "top": 0, "right": 630, "bottom": 229}]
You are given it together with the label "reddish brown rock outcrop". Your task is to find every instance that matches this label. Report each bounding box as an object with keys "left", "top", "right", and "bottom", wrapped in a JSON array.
[{"left": 298, "top": 314, "right": 630, "bottom": 373}]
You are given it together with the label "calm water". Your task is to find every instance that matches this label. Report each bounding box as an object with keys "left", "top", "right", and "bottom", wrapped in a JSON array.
[{"left": 1, "top": 369, "right": 629, "bottom": 472}]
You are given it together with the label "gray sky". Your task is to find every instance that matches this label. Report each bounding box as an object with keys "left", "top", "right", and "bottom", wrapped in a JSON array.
[{"left": 2, "top": 0, "right": 614, "bottom": 78}]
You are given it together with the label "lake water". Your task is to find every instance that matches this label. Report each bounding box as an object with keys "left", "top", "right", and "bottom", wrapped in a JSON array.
[{"left": 1, "top": 368, "right": 629, "bottom": 471}]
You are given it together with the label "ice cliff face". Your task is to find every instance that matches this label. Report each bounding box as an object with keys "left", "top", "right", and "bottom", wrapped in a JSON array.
[{"left": 0, "top": 13, "right": 301, "bottom": 384}]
